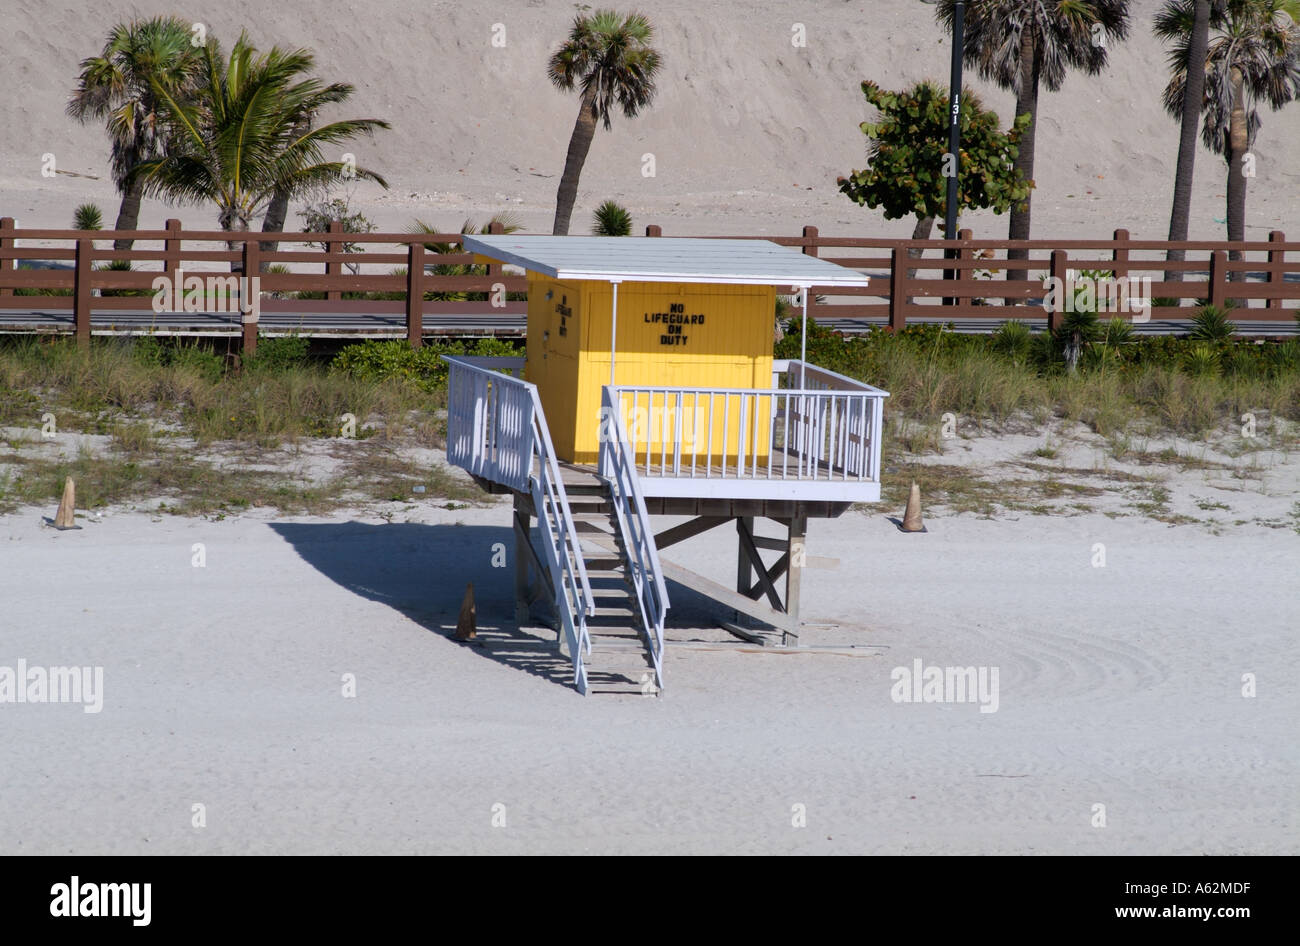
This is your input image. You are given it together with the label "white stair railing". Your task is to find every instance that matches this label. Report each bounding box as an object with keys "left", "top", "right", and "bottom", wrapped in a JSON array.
[
  {"left": 598, "top": 385, "right": 669, "bottom": 692},
  {"left": 443, "top": 356, "right": 594, "bottom": 693},
  {"left": 609, "top": 369, "right": 888, "bottom": 486}
]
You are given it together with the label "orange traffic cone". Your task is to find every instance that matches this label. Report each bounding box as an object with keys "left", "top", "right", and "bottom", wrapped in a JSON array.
[{"left": 900, "top": 481, "right": 926, "bottom": 533}]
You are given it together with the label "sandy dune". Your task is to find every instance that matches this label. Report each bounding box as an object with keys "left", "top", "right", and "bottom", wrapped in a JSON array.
[{"left": 3, "top": 0, "right": 1297, "bottom": 240}]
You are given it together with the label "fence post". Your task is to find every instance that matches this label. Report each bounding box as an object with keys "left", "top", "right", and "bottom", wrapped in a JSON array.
[
  {"left": 1267, "top": 231, "right": 1286, "bottom": 311},
  {"left": 1111, "top": 229, "right": 1130, "bottom": 264},
  {"left": 1208, "top": 250, "right": 1227, "bottom": 310},
  {"left": 801, "top": 225, "right": 818, "bottom": 257},
  {"left": 163, "top": 218, "right": 182, "bottom": 282},
  {"left": 407, "top": 242, "right": 425, "bottom": 348},
  {"left": 326, "top": 220, "right": 342, "bottom": 301},
  {"left": 888, "top": 248, "right": 907, "bottom": 332},
  {"left": 0, "top": 217, "right": 14, "bottom": 297},
  {"left": 645, "top": 224, "right": 662, "bottom": 237},
  {"left": 801, "top": 226, "right": 820, "bottom": 318},
  {"left": 241, "top": 241, "right": 259, "bottom": 357},
  {"left": 957, "top": 227, "right": 973, "bottom": 307},
  {"left": 484, "top": 219, "right": 503, "bottom": 279},
  {"left": 74, "top": 238, "right": 93, "bottom": 346},
  {"left": 1047, "top": 249, "right": 1068, "bottom": 336},
  {"left": 1112, "top": 228, "right": 1130, "bottom": 278}
]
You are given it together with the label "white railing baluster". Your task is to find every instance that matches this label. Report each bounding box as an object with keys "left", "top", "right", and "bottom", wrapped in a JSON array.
[
  {"left": 659, "top": 391, "right": 668, "bottom": 475},
  {"left": 721, "top": 393, "right": 730, "bottom": 478},
  {"left": 673, "top": 391, "right": 683, "bottom": 476},
  {"left": 441, "top": 355, "right": 592, "bottom": 694},
  {"left": 706, "top": 394, "right": 714, "bottom": 478},
  {"left": 781, "top": 391, "right": 790, "bottom": 479}
]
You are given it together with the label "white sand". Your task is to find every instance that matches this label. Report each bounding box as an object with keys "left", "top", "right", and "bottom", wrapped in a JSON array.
[
  {"left": 4, "top": 0, "right": 1298, "bottom": 242},
  {"left": 1, "top": 431, "right": 1296, "bottom": 854},
  {"left": 2, "top": 0, "right": 1298, "bottom": 855}
]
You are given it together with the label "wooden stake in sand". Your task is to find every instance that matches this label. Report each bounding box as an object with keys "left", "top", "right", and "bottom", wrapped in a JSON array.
[
  {"left": 455, "top": 582, "right": 477, "bottom": 640},
  {"left": 900, "top": 481, "right": 926, "bottom": 533},
  {"left": 52, "top": 476, "right": 79, "bottom": 530}
]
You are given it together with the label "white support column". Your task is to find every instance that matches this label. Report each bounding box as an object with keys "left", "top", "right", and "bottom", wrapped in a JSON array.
[{"left": 609, "top": 279, "right": 621, "bottom": 388}]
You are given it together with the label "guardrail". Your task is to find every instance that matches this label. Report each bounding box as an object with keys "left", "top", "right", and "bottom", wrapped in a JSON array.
[
  {"left": 608, "top": 367, "right": 888, "bottom": 486},
  {"left": 598, "top": 385, "right": 668, "bottom": 691},
  {"left": 0, "top": 218, "right": 526, "bottom": 353},
  {"left": 443, "top": 355, "right": 594, "bottom": 692},
  {"left": 3, "top": 220, "right": 1295, "bottom": 349}
]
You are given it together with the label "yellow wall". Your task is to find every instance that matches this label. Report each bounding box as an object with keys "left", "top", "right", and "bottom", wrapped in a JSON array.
[
  {"left": 527, "top": 277, "right": 775, "bottom": 464},
  {"left": 526, "top": 278, "right": 584, "bottom": 458}
]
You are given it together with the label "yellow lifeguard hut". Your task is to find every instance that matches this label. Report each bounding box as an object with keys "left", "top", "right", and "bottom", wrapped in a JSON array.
[{"left": 444, "top": 235, "right": 887, "bottom": 695}]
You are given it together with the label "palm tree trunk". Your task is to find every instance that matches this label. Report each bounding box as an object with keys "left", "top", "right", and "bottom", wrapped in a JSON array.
[
  {"left": 1164, "top": 0, "right": 1210, "bottom": 282},
  {"left": 1226, "top": 66, "right": 1248, "bottom": 289},
  {"left": 225, "top": 214, "right": 249, "bottom": 276},
  {"left": 1006, "top": 26, "right": 1039, "bottom": 287},
  {"left": 1065, "top": 331, "right": 1082, "bottom": 374},
  {"left": 258, "top": 116, "right": 308, "bottom": 271},
  {"left": 259, "top": 186, "right": 290, "bottom": 274},
  {"left": 552, "top": 84, "right": 600, "bottom": 235},
  {"left": 907, "top": 215, "right": 934, "bottom": 302},
  {"left": 112, "top": 176, "right": 145, "bottom": 252}
]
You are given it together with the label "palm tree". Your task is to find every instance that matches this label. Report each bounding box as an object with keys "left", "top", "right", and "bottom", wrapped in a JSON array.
[
  {"left": 67, "top": 16, "right": 201, "bottom": 251},
  {"left": 409, "top": 214, "right": 523, "bottom": 301},
  {"left": 548, "top": 10, "right": 662, "bottom": 235},
  {"left": 1159, "top": 0, "right": 1215, "bottom": 282},
  {"left": 592, "top": 200, "right": 633, "bottom": 235},
  {"left": 934, "top": 2, "right": 1130, "bottom": 281},
  {"left": 1158, "top": 0, "right": 1300, "bottom": 280},
  {"left": 259, "top": 60, "right": 379, "bottom": 257},
  {"left": 130, "top": 33, "right": 389, "bottom": 269},
  {"left": 73, "top": 204, "right": 103, "bottom": 230}
]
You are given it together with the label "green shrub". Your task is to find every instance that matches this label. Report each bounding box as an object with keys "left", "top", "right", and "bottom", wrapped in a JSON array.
[
  {"left": 331, "top": 337, "right": 522, "bottom": 392},
  {"left": 131, "top": 334, "right": 168, "bottom": 368},
  {"left": 1182, "top": 341, "right": 1223, "bottom": 376},
  {"left": 171, "top": 342, "right": 224, "bottom": 383},
  {"left": 1100, "top": 317, "right": 1134, "bottom": 348},
  {"left": 592, "top": 200, "right": 633, "bottom": 236},
  {"left": 1189, "top": 304, "right": 1235, "bottom": 342},
  {"left": 126, "top": 336, "right": 224, "bottom": 382},
  {"left": 245, "top": 334, "right": 310, "bottom": 373},
  {"left": 991, "top": 320, "right": 1033, "bottom": 360},
  {"left": 73, "top": 203, "right": 103, "bottom": 230}
]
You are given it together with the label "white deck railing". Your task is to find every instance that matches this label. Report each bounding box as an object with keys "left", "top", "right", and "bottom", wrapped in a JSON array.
[
  {"left": 443, "top": 355, "right": 594, "bottom": 693},
  {"left": 607, "top": 360, "right": 887, "bottom": 489},
  {"left": 598, "top": 386, "right": 669, "bottom": 690}
]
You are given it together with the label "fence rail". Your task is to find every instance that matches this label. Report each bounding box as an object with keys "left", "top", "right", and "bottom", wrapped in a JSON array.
[{"left": 1, "top": 219, "right": 1296, "bottom": 350}]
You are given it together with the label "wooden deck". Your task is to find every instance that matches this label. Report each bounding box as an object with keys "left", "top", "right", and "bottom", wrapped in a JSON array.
[
  {"left": 555, "top": 458, "right": 874, "bottom": 509},
  {"left": 3, "top": 304, "right": 1296, "bottom": 339}
]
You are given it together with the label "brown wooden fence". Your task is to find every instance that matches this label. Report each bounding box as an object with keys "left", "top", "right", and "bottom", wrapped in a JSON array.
[{"left": 0, "top": 217, "right": 1295, "bottom": 354}]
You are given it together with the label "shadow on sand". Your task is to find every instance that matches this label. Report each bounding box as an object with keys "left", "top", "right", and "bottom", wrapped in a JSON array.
[{"left": 269, "top": 520, "right": 739, "bottom": 694}]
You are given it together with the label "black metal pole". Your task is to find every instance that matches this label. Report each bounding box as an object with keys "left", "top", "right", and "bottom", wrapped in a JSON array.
[{"left": 943, "top": 0, "right": 965, "bottom": 303}]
